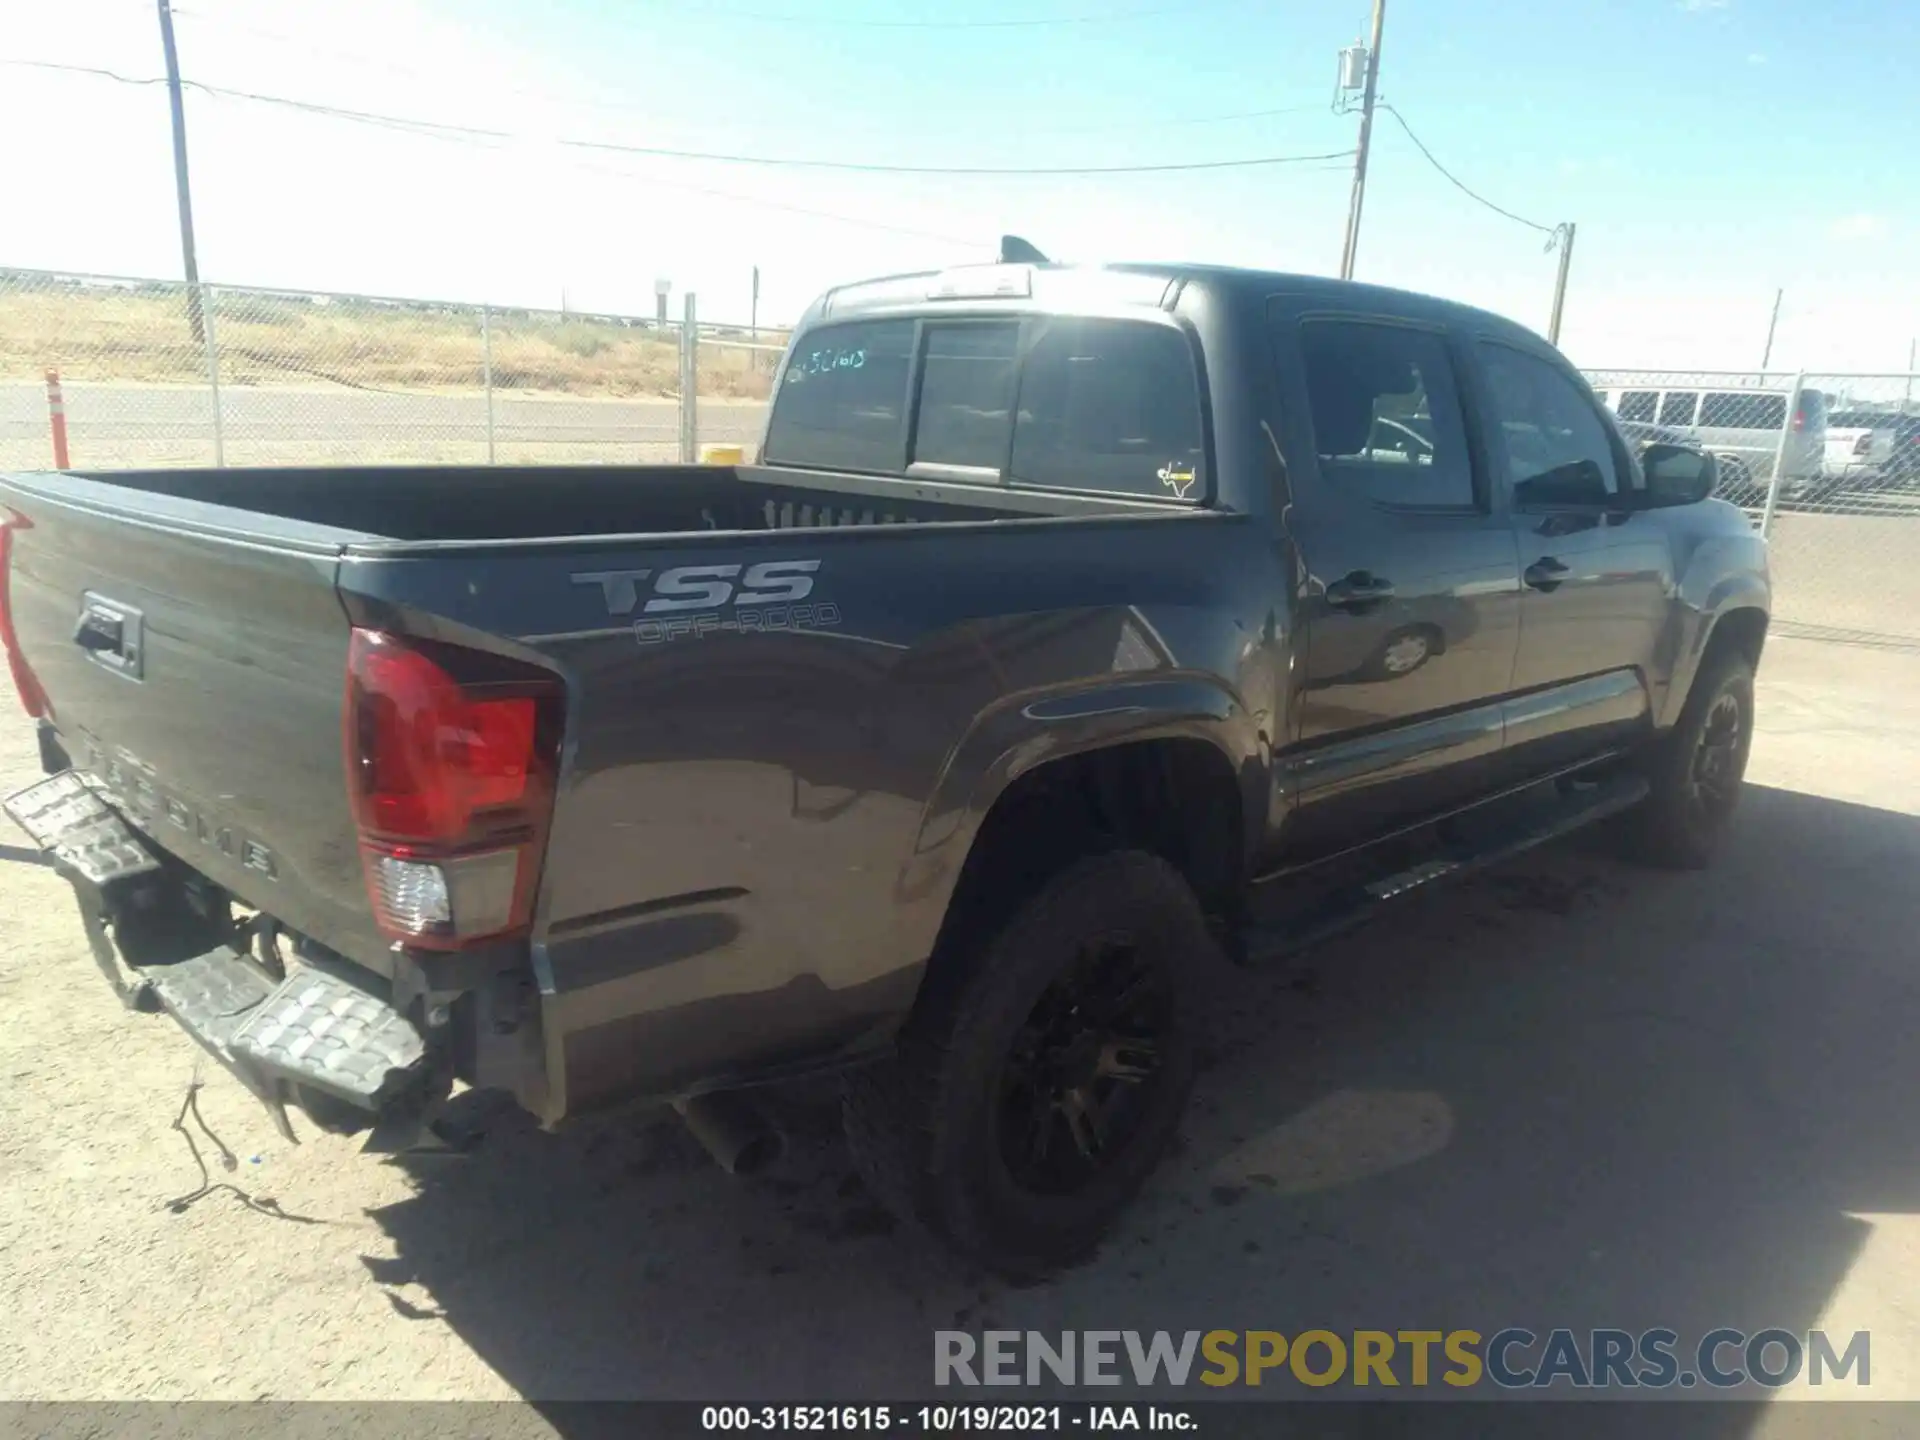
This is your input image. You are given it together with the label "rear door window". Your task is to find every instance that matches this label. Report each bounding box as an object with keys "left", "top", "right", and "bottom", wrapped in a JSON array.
[
  {"left": 912, "top": 322, "right": 1021, "bottom": 471},
  {"left": 763, "top": 320, "right": 915, "bottom": 472},
  {"left": 1296, "top": 320, "right": 1476, "bottom": 509},
  {"left": 1617, "top": 390, "right": 1658, "bottom": 422},
  {"left": 1657, "top": 391, "right": 1699, "bottom": 426},
  {"left": 1009, "top": 319, "right": 1206, "bottom": 500},
  {"left": 1699, "top": 392, "right": 1786, "bottom": 429}
]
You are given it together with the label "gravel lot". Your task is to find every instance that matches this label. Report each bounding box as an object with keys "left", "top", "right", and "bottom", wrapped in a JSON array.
[{"left": 2, "top": 636, "right": 1918, "bottom": 1419}]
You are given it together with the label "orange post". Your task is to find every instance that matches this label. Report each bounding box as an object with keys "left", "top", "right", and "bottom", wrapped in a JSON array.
[{"left": 44, "top": 370, "right": 70, "bottom": 470}]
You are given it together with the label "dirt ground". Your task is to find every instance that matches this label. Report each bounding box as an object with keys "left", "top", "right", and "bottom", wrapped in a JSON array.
[{"left": 2, "top": 636, "right": 1919, "bottom": 1422}]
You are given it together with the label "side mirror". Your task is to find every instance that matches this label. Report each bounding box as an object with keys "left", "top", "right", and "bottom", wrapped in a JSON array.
[
  {"left": 1513, "top": 459, "right": 1612, "bottom": 509},
  {"left": 1640, "top": 443, "right": 1717, "bottom": 506}
]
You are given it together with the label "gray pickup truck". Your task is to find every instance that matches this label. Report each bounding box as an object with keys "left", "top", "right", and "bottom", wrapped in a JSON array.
[{"left": 1, "top": 258, "right": 1768, "bottom": 1275}]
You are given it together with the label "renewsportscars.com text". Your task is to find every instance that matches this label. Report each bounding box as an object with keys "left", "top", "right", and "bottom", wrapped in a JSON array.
[{"left": 934, "top": 1328, "right": 1870, "bottom": 1390}]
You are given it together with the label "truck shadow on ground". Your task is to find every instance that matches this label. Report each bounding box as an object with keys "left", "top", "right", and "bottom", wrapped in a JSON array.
[{"left": 362, "top": 783, "right": 1920, "bottom": 1420}]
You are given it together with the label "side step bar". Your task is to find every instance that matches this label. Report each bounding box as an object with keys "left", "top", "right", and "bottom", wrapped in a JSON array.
[{"left": 1243, "top": 770, "right": 1650, "bottom": 963}]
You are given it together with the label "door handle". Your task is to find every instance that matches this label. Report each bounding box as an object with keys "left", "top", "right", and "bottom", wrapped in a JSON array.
[
  {"left": 1325, "top": 571, "right": 1396, "bottom": 610},
  {"left": 1523, "top": 557, "right": 1571, "bottom": 592}
]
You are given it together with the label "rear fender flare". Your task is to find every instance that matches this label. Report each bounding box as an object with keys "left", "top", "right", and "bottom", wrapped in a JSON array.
[{"left": 891, "top": 677, "right": 1266, "bottom": 958}]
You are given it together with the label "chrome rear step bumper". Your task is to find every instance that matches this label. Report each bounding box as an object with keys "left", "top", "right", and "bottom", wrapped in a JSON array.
[
  {"left": 143, "top": 944, "right": 429, "bottom": 1142},
  {"left": 7, "top": 771, "right": 433, "bottom": 1146}
]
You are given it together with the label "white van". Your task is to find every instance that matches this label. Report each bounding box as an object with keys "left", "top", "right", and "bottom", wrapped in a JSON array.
[{"left": 1590, "top": 383, "right": 1827, "bottom": 499}]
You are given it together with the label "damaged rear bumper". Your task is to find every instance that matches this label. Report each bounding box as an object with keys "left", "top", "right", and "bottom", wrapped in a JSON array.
[
  {"left": 143, "top": 944, "right": 430, "bottom": 1145},
  {"left": 6, "top": 770, "right": 440, "bottom": 1148}
]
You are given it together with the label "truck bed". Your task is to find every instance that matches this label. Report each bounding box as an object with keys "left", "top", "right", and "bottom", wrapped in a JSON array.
[
  {"left": 0, "top": 461, "right": 1240, "bottom": 1120},
  {"left": 47, "top": 462, "right": 1155, "bottom": 547}
]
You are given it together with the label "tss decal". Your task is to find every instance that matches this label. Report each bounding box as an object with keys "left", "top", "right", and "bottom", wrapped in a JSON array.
[
  {"left": 572, "top": 560, "right": 820, "bottom": 615},
  {"left": 571, "top": 559, "right": 838, "bottom": 644}
]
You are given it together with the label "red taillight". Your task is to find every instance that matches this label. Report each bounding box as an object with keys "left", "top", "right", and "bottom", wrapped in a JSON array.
[
  {"left": 345, "top": 628, "right": 562, "bottom": 950},
  {"left": 0, "top": 510, "right": 50, "bottom": 720}
]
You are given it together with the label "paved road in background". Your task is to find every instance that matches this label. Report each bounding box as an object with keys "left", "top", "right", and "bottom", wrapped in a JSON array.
[
  {"left": 0, "top": 381, "right": 769, "bottom": 463},
  {"left": 3, "top": 378, "right": 1915, "bottom": 645}
]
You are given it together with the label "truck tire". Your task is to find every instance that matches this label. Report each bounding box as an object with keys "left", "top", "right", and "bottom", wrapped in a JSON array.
[
  {"left": 1622, "top": 647, "right": 1755, "bottom": 869},
  {"left": 843, "top": 851, "right": 1216, "bottom": 1278}
]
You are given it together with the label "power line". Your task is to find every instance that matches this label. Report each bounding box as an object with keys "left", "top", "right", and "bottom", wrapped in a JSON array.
[
  {"left": 564, "top": 158, "right": 981, "bottom": 247},
  {"left": 1029, "top": 103, "right": 1341, "bottom": 135},
  {"left": 171, "top": 13, "right": 1338, "bottom": 138},
  {"left": 2, "top": 58, "right": 1356, "bottom": 176},
  {"left": 0, "top": 69, "right": 972, "bottom": 247},
  {"left": 1376, "top": 102, "right": 1557, "bottom": 237},
  {"left": 1372, "top": 101, "right": 1574, "bottom": 339},
  {"left": 170, "top": 9, "right": 457, "bottom": 89},
  {"left": 0, "top": 57, "right": 170, "bottom": 87},
  {"left": 560, "top": 134, "right": 1354, "bottom": 175},
  {"left": 0, "top": 58, "right": 1288, "bottom": 247}
]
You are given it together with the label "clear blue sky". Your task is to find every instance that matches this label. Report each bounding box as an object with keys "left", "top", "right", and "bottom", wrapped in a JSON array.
[{"left": 2, "top": 0, "right": 1915, "bottom": 369}]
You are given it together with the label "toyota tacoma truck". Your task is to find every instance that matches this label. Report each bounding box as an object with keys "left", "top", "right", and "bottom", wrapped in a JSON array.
[{"left": 0, "top": 257, "right": 1768, "bottom": 1276}]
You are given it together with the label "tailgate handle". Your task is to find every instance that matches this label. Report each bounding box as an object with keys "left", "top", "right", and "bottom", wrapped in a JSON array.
[
  {"left": 73, "top": 594, "right": 144, "bottom": 678},
  {"left": 74, "top": 611, "right": 123, "bottom": 653}
]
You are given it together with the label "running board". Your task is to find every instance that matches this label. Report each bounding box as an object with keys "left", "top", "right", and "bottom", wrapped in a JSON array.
[{"left": 1242, "top": 771, "right": 1650, "bottom": 963}]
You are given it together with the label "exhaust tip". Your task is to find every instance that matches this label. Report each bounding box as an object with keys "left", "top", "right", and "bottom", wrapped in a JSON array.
[
  {"left": 675, "top": 1091, "right": 784, "bottom": 1176},
  {"left": 730, "top": 1131, "right": 784, "bottom": 1177}
]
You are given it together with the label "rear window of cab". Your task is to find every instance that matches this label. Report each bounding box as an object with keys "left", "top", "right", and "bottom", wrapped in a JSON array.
[{"left": 763, "top": 315, "right": 1207, "bottom": 503}]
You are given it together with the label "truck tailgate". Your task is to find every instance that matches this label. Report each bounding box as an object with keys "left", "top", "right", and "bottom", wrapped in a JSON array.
[{"left": 3, "top": 477, "right": 389, "bottom": 973}]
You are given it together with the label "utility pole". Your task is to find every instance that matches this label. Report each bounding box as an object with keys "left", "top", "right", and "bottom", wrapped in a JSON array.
[
  {"left": 1338, "top": 0, "right": 1387, "bottom": 280},
  {"left": 156, "top": 0, "right": 204, "bottom": 344},
  {"left": 1760, "top": 287, "right": 1783, "bottom": 370},
  {"left": 1546, "top": 223, "right": 1576, "bottom": 346},
  {"left": 750, "top": 265, "right": 761, "bottom": 342}
]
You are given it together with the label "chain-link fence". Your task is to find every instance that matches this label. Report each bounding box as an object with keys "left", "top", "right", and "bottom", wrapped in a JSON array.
[
  {"left": 7, "top": 268, "right": 1916, "bottom": 647},
  {"left": 0, "top": 266, "right": 782, "bottom": 472},
  {"left": 1586, "top": 368, "right": 1920, "bottom": 646}
]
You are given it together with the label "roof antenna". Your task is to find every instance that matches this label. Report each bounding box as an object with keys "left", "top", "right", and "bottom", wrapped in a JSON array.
[{"left": 998, "top": 234, "right": 1049, "bottom": 264}]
